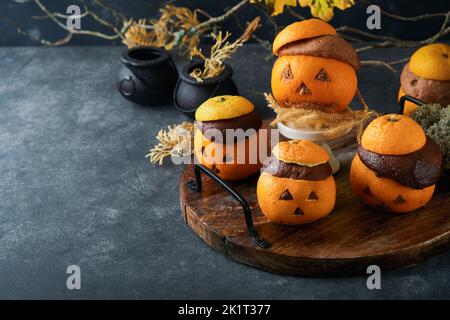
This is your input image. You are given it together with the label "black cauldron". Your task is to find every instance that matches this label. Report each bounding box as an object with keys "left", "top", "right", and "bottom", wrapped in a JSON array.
[
  {"left": 173, "top": 61, "right": 239, "bottom": 118},
  {"left": 118, "top": 46, "right": 178, "bottom": 106}
]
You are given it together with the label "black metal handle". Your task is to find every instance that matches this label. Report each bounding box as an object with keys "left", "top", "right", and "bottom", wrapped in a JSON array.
[
  {"left": 186, "top": 164, "right": 271, "bottom": 249},
  {"left": 398, "top": 95, "right": 425, "bottom": 114}
]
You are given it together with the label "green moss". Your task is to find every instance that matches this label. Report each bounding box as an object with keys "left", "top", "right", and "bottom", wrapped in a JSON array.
[{"left": 411, "top": 104, "right": 450, "bottom": 173}]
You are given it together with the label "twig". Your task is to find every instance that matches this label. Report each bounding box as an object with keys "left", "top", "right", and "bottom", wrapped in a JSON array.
[
  {"left": 32, "top": 11, "right": 89, "bottom": 19},
  {"left": 348, "top": 10, "right": 450, "bottom": 52},
  {"left": 338, "top": 33, "right": 363, "bottom": 43},
  {"left": 387, "top": 57, "right": 409, "bottom": 65},
  {"left": 47, "top": 32, "right": 74, "bottom": 46},
  {"left": 79, "top": 0, "right": 124, "bottom": 38},
  {"left": 360, "top": 60, "right": 397, "bottom": 73},
  {"left": 423, "top": 11, "right": 450, "bottom": 43},
  {"left": 337, "top": 25, "right": 415, "bottom": 43},
  {"left": 254, "top": 2, "right": 279, "bottom": 34},
  {"left": 196, "top": 8, "right": 213, "bottom": 19},
  {"left": 93, "top": 0, "right": 128, "bottom": 27},
  {"left": 32, "top": 0, "right": 122, "bottom": 40},
  {"left": 362, "top": 0, "right": 448, "bottom": 21},
  {"left": 195, "top": 0, "right": 249, "bottom": 31},
  {"left": 359, "top": 57, "right": 409, "bottom": 73},
  {"left": 286, "top": 6, "right": 306, "bottom": 21},
  {"left": 231, "top": 11, "right": 272, "bottom": 57},
  {"left": 356, "top": 88, "right": 370, "bottom": 112}
]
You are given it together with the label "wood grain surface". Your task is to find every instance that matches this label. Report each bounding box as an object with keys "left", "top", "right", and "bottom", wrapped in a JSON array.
[{"left": 180, "top": 161, "right": 450, "bottom": 276}]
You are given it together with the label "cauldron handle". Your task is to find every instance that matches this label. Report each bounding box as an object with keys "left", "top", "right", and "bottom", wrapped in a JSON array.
[
  {"left": 207, "top": 81, "right": 222, "bottom": 100},
  {"left": 398, "top": 95, "right": 424, "bottom": 114},
  {"left": 172, "top": 77, "right": 185, "bottom": 112},
  {"left": 186, "top": 164, "right": 271, "bottom": 249},
  {"left": 173, "top": 79, "right": 223, "bottom": 114}
]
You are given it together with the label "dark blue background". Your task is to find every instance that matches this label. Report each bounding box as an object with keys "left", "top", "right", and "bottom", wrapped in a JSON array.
[{"left": 1, "top": 0, "right": 449, "bottom": 46}]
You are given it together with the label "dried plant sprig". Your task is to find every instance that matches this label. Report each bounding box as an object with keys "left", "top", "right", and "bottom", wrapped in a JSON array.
[
  {"left": 15, "top": 0, "right": 244, "bottom": 49},
  {"left": 265, "top": 91, "right": 377, "bottom": 137},
  {"left": 123, "top": 18, "right": 157, "bottom": 48},
  {"left": 146, "top": 122, "right": 195, "bottom": 165},
  {"left": 123, "top": 5, "right": 209, "bottom": 54},
  {"left": 190, "top": 17, "right": 261, "bottom": 81}
]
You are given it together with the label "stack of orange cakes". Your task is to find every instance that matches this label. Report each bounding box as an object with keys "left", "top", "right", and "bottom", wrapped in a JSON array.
[
  {"left": 271, "top": 19, "right": 360, "bottom": 120},
  {"left": 194, "top": 95, "right": 264, "bottom": 181},
  {"left": 257, "top": 140, "right": 336, "bottom": 225},
  {"left": 350, "top": 114, "right": 442, "bottom": 213},
  {"left": 399, "top": 43, "right": 450, "bottom": 115}
]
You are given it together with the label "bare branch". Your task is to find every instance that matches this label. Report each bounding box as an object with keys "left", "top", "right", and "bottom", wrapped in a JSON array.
[
  {"left": 32, "top": 11, "right": 89, "bottom": 19},
  {"left": 387, "top": 57, "right": 410, "bottom": 66},
  {"left": 93, "top": 0, "right": 127, "bottom": 27},
  {"left": 362, "top": 0, "right": 448, "bottom": 21},
  {"left": 336, "top": 25, "right": 415, "bottom": 44},
  {"left": 45, "top": 32, "right": 74, "bottom": 46},
  {"left": 195, "top": 8, "right": 212, "bottom": 19},
  {"left": 356, "top": 88, "right": 370, "bottom": 112},
  {"left": 286, "top": 6, "right": 307, "bottom": 21},
  {"left": 195, "top": 0, "right": 249, "bottom": 31},
  {"left": 31, "top": 0, "right": 123, "bottom": 41},
  {"left": 254, "top": 2, "right": 278, "bottom": 34},
  {"left": 360, "top": 60, "right": 397, "bottom": 73}
]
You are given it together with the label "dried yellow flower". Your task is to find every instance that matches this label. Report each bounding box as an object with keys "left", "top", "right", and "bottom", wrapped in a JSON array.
[
  {"left": 123, "top": 5, "right": 208, "bottom": 54},
  {"left": 146, "top": 122, "right": 195, "bottom": 165},
  {"left": 189, "top": 17, "right": 261, "bottom": 81}
]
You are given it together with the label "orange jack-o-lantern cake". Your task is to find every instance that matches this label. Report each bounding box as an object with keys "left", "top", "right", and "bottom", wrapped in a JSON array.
[
  {"left": 399, "top": 43, "right": 450, "bottom": 115},
  {"left": 350, "top": 114, "right": 442, "bottom": 213},
  {"left": 194, "top": 95, "right": 263, "bottom": 181},
  {"left": 257, "top": 140, "right": 336, "bottom": 225},
  {"left": 271, "top": 19, "right": 359, "bottom": 112}
]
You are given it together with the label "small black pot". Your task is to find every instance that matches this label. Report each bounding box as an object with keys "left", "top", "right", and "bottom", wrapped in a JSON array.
[
  {"left": 118, "top": 46, "right": 178, "bottom": 106},
  {"left": 173, "top": 61, "right": 239, "bottom": 118}
]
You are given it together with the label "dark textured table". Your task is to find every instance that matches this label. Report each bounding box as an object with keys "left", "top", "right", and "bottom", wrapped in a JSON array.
[{"left": 0, "top": 45, "right": 449, "bottom": 299}]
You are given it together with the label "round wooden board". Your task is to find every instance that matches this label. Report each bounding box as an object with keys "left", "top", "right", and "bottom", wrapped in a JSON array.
[{"left": 180, "top": 164, "right": 450, "bottom": 277}]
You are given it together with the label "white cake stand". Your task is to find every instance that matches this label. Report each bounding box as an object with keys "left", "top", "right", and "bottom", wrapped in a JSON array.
[{"left": 277, "top": 122, "right": 354, "bottom": 174}]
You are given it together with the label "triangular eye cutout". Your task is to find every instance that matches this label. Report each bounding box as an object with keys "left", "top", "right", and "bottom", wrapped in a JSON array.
[
  {"left": 282, "top": 65, "right": 293, "bottom": 81},
  {"left": 298, "top": 82, "right": 312, "bottom": 95},
  {"left": 392, "top": 195, "right": 406, "bottom": 205},
  {"left": 315, "top": 68, "right": 330, "bottom": 81},
  {"left": 279, "top": 189, "right": 293, "bottom": 200},
  {"left": 307, "top": 191, "right": 319, "bottom": 201},
  {"left": 363, "top": 186, "right": 373, "bottom": 196},
  {"left": 211, "top": 164, "right": 220, "bottom": 174}
]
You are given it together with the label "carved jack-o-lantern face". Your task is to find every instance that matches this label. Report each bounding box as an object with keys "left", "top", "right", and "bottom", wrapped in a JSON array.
[
  {"left": 257, "top": 173, "right": 336, "bottom": 225},
  {"left": 194, "top": 130, "right": 262, "bottom": 181},
  {"left": 257, "top": 140, "right": 336, "bottom": 225},
  {"left": 350, "top": 114, "right": 438, "bottom": 213},
  {"left": 350, "top": 155, "right": 435, "bottom": 213},
  {"left": 271, "top": 55, "right": 357, "bottom": 111},
  {"left": 194, "top": 95, "right": 268, "bottom": 181}
]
